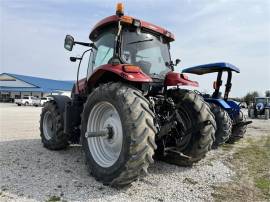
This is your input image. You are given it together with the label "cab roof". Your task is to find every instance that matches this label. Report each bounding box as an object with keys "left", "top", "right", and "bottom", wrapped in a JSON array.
[
  {"left": 182, "top": 62, "right": 240, "bottom": 75},
  {"left": 89, "top": 15, "right": 175, "bottom": 42}
]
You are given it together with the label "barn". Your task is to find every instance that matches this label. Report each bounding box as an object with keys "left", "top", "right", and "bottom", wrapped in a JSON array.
[{"left": 0, "top": 73, "right": 74, "bottom": 102}]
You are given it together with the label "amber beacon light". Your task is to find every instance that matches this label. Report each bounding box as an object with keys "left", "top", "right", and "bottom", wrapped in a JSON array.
[{"left": 116, "top": 3, "right": 124, "bottom": 16}]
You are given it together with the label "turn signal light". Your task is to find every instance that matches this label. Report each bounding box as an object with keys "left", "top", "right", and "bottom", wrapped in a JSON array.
[
  {"left": 121, "top": 16, "right": 133, "bottom": 24},
  {"left": 123, "top": 65, "right": 141, "bottom": 73}
]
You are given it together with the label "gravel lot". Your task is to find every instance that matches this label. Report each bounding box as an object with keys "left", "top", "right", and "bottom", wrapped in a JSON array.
[{"left": 0, "top": 103, "right": 269, "bottom": 202}]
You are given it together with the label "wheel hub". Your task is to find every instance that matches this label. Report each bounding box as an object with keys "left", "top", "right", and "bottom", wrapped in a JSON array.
[
  {"left": 43, "top": 111, "right": 54, "bottom": 140},
  {"left": 86, "top": 102, "right": 123, "bottom": 168}
]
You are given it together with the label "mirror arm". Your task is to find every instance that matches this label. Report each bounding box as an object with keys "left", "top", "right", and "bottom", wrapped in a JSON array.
[
  {"left": 74, "top": 41, "right": 97, "bottom": 49},
  {"left": 74, "top": 41, "right": 90, "bottom": 47}
]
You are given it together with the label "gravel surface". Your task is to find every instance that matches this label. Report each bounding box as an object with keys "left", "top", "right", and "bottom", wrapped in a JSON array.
[{"left": 0, "top": 103, "right": 268, "bottom": 202}]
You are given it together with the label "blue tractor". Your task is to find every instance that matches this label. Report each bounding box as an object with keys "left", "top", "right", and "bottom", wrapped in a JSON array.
[
  {"left": 182, "top": 62, "right": 252, "bottom": 146},
  {"left": 248, "top": 97, "right": 270, "bottom": 120}
]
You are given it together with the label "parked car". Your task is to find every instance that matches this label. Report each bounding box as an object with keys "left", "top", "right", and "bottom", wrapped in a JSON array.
[
  {"left": 15, "top": 96, "right": 40, "bottom": 106},
  {"left": 40, "top": 97, "right": 53, "bottom": 106}
]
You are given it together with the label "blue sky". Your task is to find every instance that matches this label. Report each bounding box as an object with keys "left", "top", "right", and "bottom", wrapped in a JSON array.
[{"left": 0, "top": 0, "right": 269, "bottom": 97}]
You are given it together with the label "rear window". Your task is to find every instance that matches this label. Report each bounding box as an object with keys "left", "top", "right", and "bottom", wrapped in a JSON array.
[{"left": 23, "top": 96, "right": 29, "bottom": 99}]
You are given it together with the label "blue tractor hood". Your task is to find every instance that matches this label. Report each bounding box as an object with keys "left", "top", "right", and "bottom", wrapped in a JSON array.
[{"left": 182, "top": 62, "right": 240, "bottom": 75}]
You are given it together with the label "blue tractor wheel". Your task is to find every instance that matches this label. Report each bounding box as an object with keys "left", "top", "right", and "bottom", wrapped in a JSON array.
[
  {"left": 227, "top": 111, "right": 247, "bottom": 144},
  {"left": 209, "top": 103, "right": 232, "bottom": 148}
]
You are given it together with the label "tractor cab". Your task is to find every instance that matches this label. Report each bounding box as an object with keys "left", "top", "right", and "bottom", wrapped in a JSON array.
[
  {"left": 254, "top": 97, "right": 270, "bottom": 106},
  {"left": 64, "top": 3, "right": 197, "bottom": 95}
]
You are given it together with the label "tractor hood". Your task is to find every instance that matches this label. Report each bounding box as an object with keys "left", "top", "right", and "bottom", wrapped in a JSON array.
[{"left": 182, "top": 62, "right": 240, "bottom": 75}]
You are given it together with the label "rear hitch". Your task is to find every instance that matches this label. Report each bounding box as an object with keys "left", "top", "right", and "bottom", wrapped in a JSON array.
[
  {"left": 164, "top": 147, "right": 191, "bottom": 159},
  {"left": 234, "top": 120, "right": 252, "bottom": 127}
]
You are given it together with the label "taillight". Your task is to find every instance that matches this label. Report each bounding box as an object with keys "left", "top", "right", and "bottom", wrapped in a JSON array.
[{"left": 123, "top": 65, "right": 141, "bottom": 73}]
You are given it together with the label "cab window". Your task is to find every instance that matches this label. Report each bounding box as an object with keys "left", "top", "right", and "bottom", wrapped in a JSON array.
[{"left": 92, "top": 29, "right": 115, "bottom": 69}]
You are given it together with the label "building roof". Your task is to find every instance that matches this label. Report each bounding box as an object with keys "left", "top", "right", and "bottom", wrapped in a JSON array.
[{"left": 0, "top": 73, "right": 74, "bottom": 93}]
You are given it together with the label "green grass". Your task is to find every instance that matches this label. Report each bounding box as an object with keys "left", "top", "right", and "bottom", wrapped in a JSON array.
[
  {"left": 46, "top": 196, "right": 61, "bottom": 202},
  {"left": 255, "top": 178, "right": 270, "bottom": 194},
  {"left": 212, "top": 136, "right": 270, "bottom": 201}
]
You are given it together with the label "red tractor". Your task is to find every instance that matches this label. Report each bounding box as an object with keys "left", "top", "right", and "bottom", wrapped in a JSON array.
[{"left": 40, "top": 3, "right": 216, "bottom": 187}]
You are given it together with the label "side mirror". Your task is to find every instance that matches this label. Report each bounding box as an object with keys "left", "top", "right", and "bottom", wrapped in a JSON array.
[
  {"left": 175, "top": 59, "right": 181, "bottom": 66},
  {"left": 64, "top": 35, "right": 74, "bottom": 51}
]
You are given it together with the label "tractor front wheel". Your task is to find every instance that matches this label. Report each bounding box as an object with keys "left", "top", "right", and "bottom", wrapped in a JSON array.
[
  {"left": 265, "top": 109, "right": 269, "bottom": 120},
  {"left": 40, "top": 101, "right": 69, "bottom": 150},
  {"left": 227, "top": 110, "right": 247, "bottom": 144},
  {"left": 81, "top": 82, "right": 156, "bottom": 187}
]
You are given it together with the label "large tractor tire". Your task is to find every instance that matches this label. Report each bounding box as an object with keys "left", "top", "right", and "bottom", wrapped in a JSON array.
[
  {"left": 209, "top": 103, "right": 232, "bottom": 148},
  {"left": 227, "top": 111, "right": 247, "bottom": 144},
  {"left": 81, "top": 82, "right": 157, "bottom": 187},
  {"left": 160, "top": 90, "right": 216, "bottom": 166},
  {"left": 265, "top": 109, "right": 269, "bottom": 120},
  {"left": 40, "top": 101, "right": 69, "bottom": 150}
]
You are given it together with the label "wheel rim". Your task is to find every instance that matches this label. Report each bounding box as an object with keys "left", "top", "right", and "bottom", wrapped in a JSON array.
[
  {"left": 87, "top": 101, "right": 123, "bottom": 168},
  {"left": 43, "top": 111, "right": 54, "bottom": 140}
]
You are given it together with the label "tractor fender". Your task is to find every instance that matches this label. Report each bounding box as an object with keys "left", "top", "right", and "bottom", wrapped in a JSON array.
[
  {"left": 205, "top": 98, "right": 231, "bottom": 110},
  {"left": 48, "top": 95, "right": 71, "bottom": 113},
  {"left": 87, "top": 64, "right": 153, "bottom": 87},
  {"left": 226, "top": 100, "right": 241, "bottom": 111},
  {"left": 164, "top": 72, "right": 199, "bottom": 87}
]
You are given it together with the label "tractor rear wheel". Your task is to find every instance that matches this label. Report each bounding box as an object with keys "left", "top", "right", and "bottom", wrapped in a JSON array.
[
  {"left": 209, "top": 103, "right": 232, "bottom": 148},
  {"left": 160, "top": 90, "right": 216, "bottom": 166},
  {"left": 40, "top": 101, "right": 69, "bottom": 150},
  {"left": 227, "top": 110, "right": 247, "bottom": 144},
  {"left": 81, "top": 82, "right": 156, "bottom": 187}
]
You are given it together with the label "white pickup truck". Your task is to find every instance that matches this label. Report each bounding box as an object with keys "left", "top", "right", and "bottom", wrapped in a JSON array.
[
  {"left": 15, "top": 96, "right": 40, "bottom": 106},
  {"left": 40, "top": 96, "right": 53, "bottom": 106}
]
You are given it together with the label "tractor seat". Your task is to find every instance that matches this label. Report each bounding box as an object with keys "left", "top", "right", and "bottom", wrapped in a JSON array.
[{"left": 135, "top": 60, "right": 151, "bottom": 74}]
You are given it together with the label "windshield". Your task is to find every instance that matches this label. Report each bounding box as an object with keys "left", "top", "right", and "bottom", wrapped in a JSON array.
[
  {"left": 122, "top": 29, "right": 171, "bottom": 77},
  {"left": 256, "top": 98, "right": 267, "bottom": 104}
]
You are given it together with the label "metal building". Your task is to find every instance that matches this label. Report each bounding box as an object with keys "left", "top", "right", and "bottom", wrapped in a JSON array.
[{"left": 0, "top": 73, "right": 74, "bottom": 102}]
